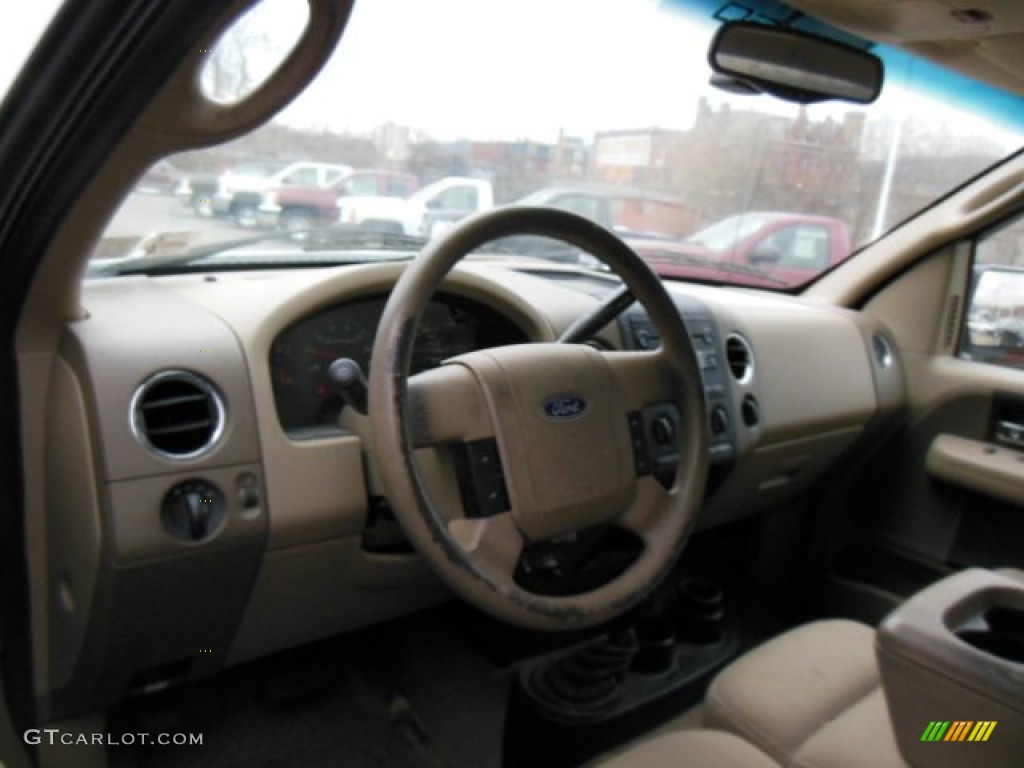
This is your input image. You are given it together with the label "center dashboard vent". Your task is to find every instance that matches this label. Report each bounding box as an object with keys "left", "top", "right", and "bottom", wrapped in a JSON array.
[
  {"left": 724, "top": 334, "right": 754, "bottom": 383},
  {"left": 131, "top": 371, "right": 226, "bottom": 459}
]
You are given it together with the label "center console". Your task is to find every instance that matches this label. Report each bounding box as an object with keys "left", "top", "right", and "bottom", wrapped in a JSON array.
[
  {"left": 504, "top": 576, "right": 738, "bottom": 768},
  {"left": 877, "top": 568, "right": 1024, "bottom": 767}
]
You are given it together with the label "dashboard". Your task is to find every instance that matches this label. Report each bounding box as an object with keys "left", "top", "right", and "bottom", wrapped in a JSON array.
[
  {"left": 43, "top": 261, "right": 902, "bottom": 720},
  {"left": 270, "top": 293, "right": 529, "bottom": 432}
]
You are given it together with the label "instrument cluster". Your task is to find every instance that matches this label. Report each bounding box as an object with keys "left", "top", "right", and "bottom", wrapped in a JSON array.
[{"left": 270, "top": 293, "right": 529, "bottom": 432}]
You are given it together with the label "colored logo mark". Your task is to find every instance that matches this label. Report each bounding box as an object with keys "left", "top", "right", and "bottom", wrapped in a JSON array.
[{"left": 920, "top": 721, "right": 996, "bottom": 743}]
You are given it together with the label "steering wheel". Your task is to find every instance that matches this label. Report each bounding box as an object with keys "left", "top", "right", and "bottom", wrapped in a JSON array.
[{"left": 368, "top": 207, "right": 708, "bottom": 630}]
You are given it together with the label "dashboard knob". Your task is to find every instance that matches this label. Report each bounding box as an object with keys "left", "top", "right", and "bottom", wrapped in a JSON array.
[{"left": 161, "top": 480, "right": 225, "bottom": 542}]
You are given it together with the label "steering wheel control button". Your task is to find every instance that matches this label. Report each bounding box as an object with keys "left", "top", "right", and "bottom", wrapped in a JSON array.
[
  {"left": 161, "top": 479, "right": 226, "bottom": 542},
  {"left": 641, "top": 404, "right": 682, "bottom": 473},
  {"left": 455, "top": 439, "right": 510, "bottom": 518},
  {"left": 628, "top": 413, "right": 652, "bottom": 476},
  {"left": 651, "top": 413, "right": 677, "bottom": 447}
]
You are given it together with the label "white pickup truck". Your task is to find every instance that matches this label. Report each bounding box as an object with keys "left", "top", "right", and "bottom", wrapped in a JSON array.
[
  {"left": 335, "top": 176, "right": 494, "bottom": 237},
  {"left": 179, "top": 161, "right": 351, "bottom": 227}
]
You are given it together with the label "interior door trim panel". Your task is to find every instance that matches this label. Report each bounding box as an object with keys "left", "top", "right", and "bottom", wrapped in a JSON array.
[{"left": 926, "top": 433, "right": 1024, "bottom": 508}]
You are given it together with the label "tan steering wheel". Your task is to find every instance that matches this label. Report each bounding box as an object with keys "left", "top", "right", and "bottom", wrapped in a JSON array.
[{"left": 368, "top": 207, "right": 708, "bottom": 630}]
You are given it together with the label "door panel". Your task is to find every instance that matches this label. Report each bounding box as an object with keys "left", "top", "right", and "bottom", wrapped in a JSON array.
[{"left": 817, "top": 226, "right": 1024, "bottom": 625}]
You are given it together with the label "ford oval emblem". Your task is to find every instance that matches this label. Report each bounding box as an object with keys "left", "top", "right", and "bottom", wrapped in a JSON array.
[{"left": 542, "top": 394, "right": 588, "bottom": 422}]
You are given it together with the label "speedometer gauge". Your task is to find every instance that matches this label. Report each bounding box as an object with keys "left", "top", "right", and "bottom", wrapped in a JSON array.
[
  {"left": 313, "top": 317, "right": 367, "bottom": 346},
  {"left": 270, "top": 294, "right": 527, "bottom": 433}
]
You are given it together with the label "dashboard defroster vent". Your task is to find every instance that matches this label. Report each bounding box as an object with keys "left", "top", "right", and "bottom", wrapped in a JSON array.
[
  {"left": 724, "top": 334, "right": 754, "bottom": 384},
  {"left": 131, "top": 371, "right": 226, "bottom": 460}
]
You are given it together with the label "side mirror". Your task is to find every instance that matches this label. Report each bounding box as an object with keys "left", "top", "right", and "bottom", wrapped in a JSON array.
[
  {"left": 964, "top": 267, "right": 1024, "bottom": 357},
  {"left": 749, "top": 242, "right": 782, "bottom": 265},
  {"left": 709, "top": 22, "right": 883, "bottom": 105}
]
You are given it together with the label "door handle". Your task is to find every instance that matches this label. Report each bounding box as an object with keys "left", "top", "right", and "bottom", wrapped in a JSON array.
[{"left": 995, "top": 420, "right": 1024, "bottom": 450}]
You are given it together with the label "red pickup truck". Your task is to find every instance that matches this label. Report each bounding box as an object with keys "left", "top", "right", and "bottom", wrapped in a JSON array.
[
  {"left": 257, "top": 169, "right": 418, "bottom": 234},
  {"left": 628, "top": 212, "right": 852, "bottom": 289}
]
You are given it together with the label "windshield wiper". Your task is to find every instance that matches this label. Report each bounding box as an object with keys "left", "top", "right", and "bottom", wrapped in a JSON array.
[
  {"left": 87, "top": 226, "right": 427, "bottom": 277},
  {"left": 638, "top": 248, "right": 788, "bottom": 286},
  {"left": 303, "top": 227, "right": 428, "bottom": 252},
  {"left": 88, "top": 231, "right": 295, "bottom": 276}
]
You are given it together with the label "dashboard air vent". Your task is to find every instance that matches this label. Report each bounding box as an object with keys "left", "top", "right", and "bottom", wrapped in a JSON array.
[
  {"left": 725, "top": 334, "right": 754, "bottom": 384},
  {"left": 872, "top": 333, "right": 894, "bottom": 369},
  {"left": 131, "top": 371, "right": 225, "bottom": 459}
]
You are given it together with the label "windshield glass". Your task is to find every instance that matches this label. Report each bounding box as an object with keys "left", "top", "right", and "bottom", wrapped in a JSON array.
[
  {"left": 0, "top": 5, "right": 62, "bottom": 105},
  {"left": 686, "top": 215, "right": 776, "bottom": 252},
  {"left": 94, "top": 0, "right": 1023, "bottom": 288},
  {"left": 230, "top": 162, "right": 284, "bottom": 177}
]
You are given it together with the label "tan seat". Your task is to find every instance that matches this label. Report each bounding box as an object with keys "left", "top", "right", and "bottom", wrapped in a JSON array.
[
  {"left": 590, "top": 729, "right": 780, "bottom": 767},
  {"left": 704, "top": 619, "right": 905, "bottom": 767},
  {"left": 591, "top": 619, "right": 906, "bottom": 767}
]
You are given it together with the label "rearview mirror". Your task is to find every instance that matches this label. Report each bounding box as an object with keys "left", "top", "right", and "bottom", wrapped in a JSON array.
[{"left": 709, "top": 22, "right": 883, "bottom": 105}]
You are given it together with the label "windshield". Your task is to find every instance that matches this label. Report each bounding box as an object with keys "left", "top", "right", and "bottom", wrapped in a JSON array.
[
  {"left": 228, "top": 162, "right": 285, "bottom": 177},
  {"left": 94, "top": 0, "right": 1023, "bottom": 288},
  {"left": 685, "top": 214, "right": 776, "bottom": 252},
  {"left": 0, "top": 5, "right": 62, "bottom": 104}
]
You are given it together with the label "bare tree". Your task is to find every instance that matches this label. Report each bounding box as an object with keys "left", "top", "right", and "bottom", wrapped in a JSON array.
[{"left": 201, "top": 5, "right": 292, "bottom": 104}]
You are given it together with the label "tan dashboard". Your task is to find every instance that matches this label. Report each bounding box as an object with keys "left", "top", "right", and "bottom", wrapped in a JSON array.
[{"left": 40, "top": 261, "right": 903, "bottom": 720}]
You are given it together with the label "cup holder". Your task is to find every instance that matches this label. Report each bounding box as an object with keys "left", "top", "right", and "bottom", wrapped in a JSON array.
[{"left": 955, "top": 606, "right": 1024, "bottom": 663}]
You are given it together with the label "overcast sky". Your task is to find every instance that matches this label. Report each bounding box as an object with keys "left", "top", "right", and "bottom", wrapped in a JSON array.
[
  {"left": 0, "top": 4, "right": 62, "bottom": 98},
  {"left": 277, "top": 0, "right": 714, "bottom": 142},
  {"left": 1, "top": 0, "right": 1020, "bottom": 152}
]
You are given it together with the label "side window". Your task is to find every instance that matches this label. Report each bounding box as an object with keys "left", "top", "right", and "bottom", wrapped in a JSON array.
[
  {"left": 432, "top": 185, "right": 478, "bottom": 211},
  {"left": 324, "top": 168, "right": 347, "bottom": 186},
  {"left": 959, "top": 214, "right": 1024, "bottom": 370},
  {"left": 757, "top": 225, "right": 830, "bottom": 270},
  {"left": 280, "top": 167, "right": 319, "bottom": 186},
  {"left": 388, "top": 176, "right": 413, "bottom": 197},
  {"left": 343, "top": 175, "right": 383, "bottom": 196}
]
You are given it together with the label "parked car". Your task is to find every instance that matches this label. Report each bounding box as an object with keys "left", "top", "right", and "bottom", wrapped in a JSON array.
[
  {"left": 177, "top": 161, "right": 352, "bottom": 227},
  {"left": 257, "top": 169, "right": 418, "bottom": 234},
  {"left": 967, "top": 307, "right": 1001, "bottom": 346},
  {"left": 999, "top": 315, "right": 1024, "bottom": 348},
  {"left": 336, "top": 176, "right": 494, "bottom": 237},
  {"left": 629, "top": 212, "right": 852, "bottom": 289}
]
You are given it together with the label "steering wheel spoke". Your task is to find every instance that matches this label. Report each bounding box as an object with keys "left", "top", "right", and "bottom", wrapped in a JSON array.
[
  {"left": 600, "top": 349, "right": 680, "bottom": 413},
  {"left": 407, "top": 363, "right": 493, "bottom": 447},
  {"left": 615, "top": 478, "right": 675, "bottom": 543},
  {"left": 448, "top": 513, "right": 526, "bottom": 581}
]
